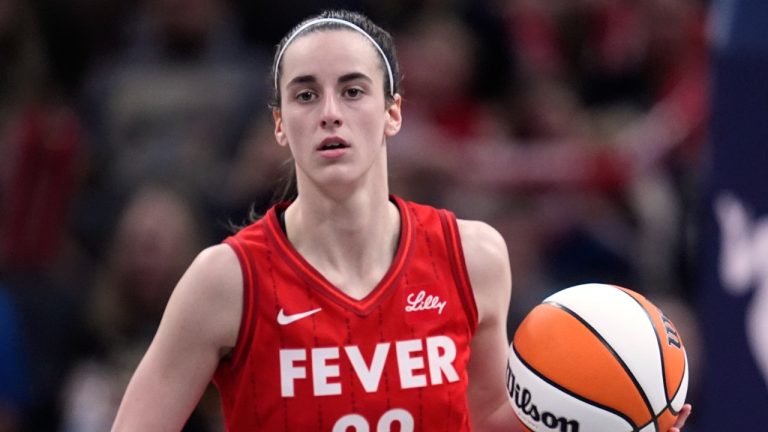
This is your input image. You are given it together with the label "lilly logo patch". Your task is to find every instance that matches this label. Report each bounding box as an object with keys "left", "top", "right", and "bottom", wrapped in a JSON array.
[{"left": 405, "top": 290, "right": 447, "bottom": 315}]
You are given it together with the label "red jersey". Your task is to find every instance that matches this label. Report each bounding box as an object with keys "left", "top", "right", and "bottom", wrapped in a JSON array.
[{"left": 214, "top": 196, "right": 478, "bottom": 431}]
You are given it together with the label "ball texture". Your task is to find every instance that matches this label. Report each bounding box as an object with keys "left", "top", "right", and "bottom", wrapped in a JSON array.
[{"left": 507, "top": 283, "right": 688, "bottom": 432}]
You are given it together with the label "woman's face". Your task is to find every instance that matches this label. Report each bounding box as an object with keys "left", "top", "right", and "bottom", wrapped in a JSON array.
[{"left": 273, "top": 29, "right": 401, "bottom": 192}]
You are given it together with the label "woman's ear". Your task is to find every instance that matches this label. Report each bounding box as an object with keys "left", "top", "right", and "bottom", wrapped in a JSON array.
[
  {"left": 273, "top": 108, "right": 289, "bottom": 147},
  {"left": 384, "top": 94, "right": 402, "bottom": 137}
]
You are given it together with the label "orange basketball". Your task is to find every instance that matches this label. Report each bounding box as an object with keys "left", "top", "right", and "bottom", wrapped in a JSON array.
[{"left": 507, "top": 283, "right": 688, "bottom": 432}]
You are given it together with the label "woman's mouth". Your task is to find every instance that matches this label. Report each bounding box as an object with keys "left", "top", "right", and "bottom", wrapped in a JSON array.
[
  {"left": 320, "top": 141, "right": 348, "bottom": 150},
  {"left": 318, "top": 137, "right": 350, "bottom": 158}
]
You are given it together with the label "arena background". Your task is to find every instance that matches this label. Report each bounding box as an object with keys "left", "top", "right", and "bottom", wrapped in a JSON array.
[{"left": 0, "top": 0, "right": 765, "bottom": 431}]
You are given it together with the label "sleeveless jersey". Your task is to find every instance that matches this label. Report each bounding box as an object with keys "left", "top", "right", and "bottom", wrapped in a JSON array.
[{"left": 213, "top": 196, "right": 478, "bottom": 431}]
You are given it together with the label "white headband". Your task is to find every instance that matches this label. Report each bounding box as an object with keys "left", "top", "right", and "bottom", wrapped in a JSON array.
[{"left": 274, "top": 17, "right": 395, "bottom": 96}]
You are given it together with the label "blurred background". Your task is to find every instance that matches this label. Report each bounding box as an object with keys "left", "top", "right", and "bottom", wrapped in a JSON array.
[{"left": 0, "top": 0, "right": 765, "bottom": 431}]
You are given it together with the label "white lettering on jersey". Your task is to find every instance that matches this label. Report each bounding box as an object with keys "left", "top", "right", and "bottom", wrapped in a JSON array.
[
  {"left": 426, "top": 335, "right": 459, "bottom": 384},
  {"left": 397, "top": 339, "right": 427, "bottom": 389},
  {"left": 279, "top": 336, "right": 460, "bottom": 397},
  {"left": 313, "top": 347, "right": 341, "bottom": 396},
  {"left": 405, "top": 290, "right": 447, "bottom": 314},
  {"left": 280, "top": 349, "right": 306, "bottom": 397},
  {"left": 345, "top": 343, "right": 390, "bottom": 393}
]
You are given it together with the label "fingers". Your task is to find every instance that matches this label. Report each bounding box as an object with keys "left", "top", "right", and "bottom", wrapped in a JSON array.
[{"left": 671, "top": 404, "right": 692, "bottom": 430}]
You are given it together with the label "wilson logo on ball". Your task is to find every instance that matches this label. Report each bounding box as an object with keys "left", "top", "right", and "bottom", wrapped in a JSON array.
[{"left": 507, "top": 364, "right": 580, "bottom": 432}]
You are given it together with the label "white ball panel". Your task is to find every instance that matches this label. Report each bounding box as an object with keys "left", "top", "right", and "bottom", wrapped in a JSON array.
[
  {"left": 544, "top": 284, "right": 667, "bottom": 414},
  {"left": 508, "top": 343, "right": 634, "bottom": 432}
]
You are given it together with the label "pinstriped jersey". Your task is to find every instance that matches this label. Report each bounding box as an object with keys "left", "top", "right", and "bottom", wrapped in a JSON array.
[{"left": 213, "top": 196, "right": 478, "bottom": 431}]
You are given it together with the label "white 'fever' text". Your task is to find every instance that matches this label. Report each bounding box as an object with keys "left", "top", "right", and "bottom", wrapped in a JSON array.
[{"left": 279, "top": 335, "right": 459, "bottom": 397}]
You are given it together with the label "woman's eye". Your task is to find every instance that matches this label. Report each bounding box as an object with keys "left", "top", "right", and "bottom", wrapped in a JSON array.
[
  {"left": 296, "top": 91, "right": 316, "bottom": 102},
  {"left": 345, "top": 88, "right": 364, "bottom": 98}
]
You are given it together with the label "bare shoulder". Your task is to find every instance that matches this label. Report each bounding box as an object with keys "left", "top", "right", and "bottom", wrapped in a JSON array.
[
  {"left": 456, "top": 219, "right": 511, "bottom": 291},
  {"left": 455, "top": 219, "right": 512, "bottom": 324},
  {"left": 164, "top": 243, "right": 243, "bottom": 354},
  {"left": 183, "top": 243, "right": 242, "bottom": 290},
  {"left": 455, "top": 219, "right": 509, "bottom": 270},
  {"left": 176, "top": 244, "right": 242, "bottom": 308}
]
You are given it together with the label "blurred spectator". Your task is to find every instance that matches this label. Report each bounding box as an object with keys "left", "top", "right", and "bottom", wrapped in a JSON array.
[
  {"left": 0, "top": 0, "right": 84, "bottom": 273},
  {"left": 0, "top": 107, "right": 83, "bottom": 272},
  {"left": 502, "top": 0, "right": 569, "bottom": 80},
  {"left": 577, "top": 0, "right": 656, "bottom": 110},
  {"left": 75, "top": 0, "right": 269, "bottom": 256},
  {"left": 389, "top": 8, "right": 512, "bottom": 205},
  {"left": 397, "top": 12, "right": 501, "bottom": 141},
  {"left": 503, "top": 0, "right": 654, "bottom": 109},
  {"left": 59, "top": 184, "right": 215, "bottom": 432}
]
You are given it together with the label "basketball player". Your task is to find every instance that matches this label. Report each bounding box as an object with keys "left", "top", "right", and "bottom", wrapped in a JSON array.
[{"left": 111, "top": 10, "right": 691, "bottom": 431}]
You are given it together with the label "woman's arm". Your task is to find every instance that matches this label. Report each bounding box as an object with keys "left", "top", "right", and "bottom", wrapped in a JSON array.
[
  {"left": 111, "top": 244, "right": 242, "bottom": 431},
  {"left": 458, "top": 219, "right": 519, "bottom": 431}
]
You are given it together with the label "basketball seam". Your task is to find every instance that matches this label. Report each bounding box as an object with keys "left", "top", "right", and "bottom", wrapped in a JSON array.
[
  {"left": 618, "top": 289, "right": 672, "bottom": 406},
  {"left": 512, "top": 343, "right": 638, "bottom": 430},
  {"left": 544, "top": 300, "right": 658, "bottom": 432},
  {"left": 666, "top": 356, "right": 688, "bottom": 416},
  {"left": 636, "top": 386, "right": 685, "bottom": 432},
  {"left": 615, "top": 288, "right": 689, "bottom": 430},
  {"left": 636, "top": 366, "right": 687, "bottom": 432},
  {"left": 637, "top": 391, "right": 683, "bottom": 432}
]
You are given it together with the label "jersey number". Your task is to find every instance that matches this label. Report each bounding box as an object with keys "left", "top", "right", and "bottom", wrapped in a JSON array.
[{"left": 332, "top": 408, "right": 414, "bottom": 432}]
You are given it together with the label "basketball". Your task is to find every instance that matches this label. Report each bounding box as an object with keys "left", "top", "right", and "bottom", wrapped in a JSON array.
[{"left": 507, "top": 283, "right": 689, "bottom": 432}]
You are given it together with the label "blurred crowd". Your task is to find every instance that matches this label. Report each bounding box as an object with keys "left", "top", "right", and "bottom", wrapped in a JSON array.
[{"left": 0, "top": 0, "right": 709, "bottom": 430}]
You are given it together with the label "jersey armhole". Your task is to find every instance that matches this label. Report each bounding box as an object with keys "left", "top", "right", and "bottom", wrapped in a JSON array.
[
  {"left": 438, "top": 210, "right": 479, "bottom": 333},
  {"left": 219, "top": 237, "right": 257, "bottom": 372}
]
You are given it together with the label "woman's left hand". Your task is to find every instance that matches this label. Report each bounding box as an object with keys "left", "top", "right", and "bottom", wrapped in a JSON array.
[{"left": 668, "top": 404, "right": 692, "bottom": 432}]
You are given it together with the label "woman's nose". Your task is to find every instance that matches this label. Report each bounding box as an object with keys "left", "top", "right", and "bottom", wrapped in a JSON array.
[{"left": 320, "top": 94, "right": 342, "bottom": 128}]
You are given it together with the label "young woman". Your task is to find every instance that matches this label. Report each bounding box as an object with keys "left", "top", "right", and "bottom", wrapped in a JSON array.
[{"left": 111, "top": 10, "right": 691, "bottom": 431}]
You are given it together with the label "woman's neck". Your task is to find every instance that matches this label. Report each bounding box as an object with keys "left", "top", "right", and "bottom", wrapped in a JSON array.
[{"left": 283, "top": 188, "right": 401, "bottom": 299}]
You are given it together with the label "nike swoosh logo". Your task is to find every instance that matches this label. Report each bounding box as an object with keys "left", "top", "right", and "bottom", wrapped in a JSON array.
[{"left": 277, "top": 307, "right": 322, "bottom": 325}]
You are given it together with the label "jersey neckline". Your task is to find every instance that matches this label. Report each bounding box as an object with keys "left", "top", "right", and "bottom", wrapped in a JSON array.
[{"left": 264, "top": 195, "right": 414, "bottom": 316}]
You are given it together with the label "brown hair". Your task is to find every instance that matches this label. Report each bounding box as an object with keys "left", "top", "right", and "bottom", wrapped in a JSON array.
[{"left": 268, "top": 9, "right": 402, "bottom": 109}]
